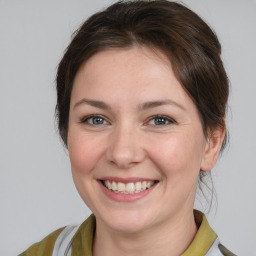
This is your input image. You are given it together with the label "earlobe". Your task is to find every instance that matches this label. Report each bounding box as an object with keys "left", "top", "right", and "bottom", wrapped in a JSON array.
[{"left": 200, "top": 126, "right": 225, "bottom": 171}]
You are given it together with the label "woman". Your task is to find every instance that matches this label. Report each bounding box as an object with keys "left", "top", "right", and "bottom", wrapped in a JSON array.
[{"left": 20, "top": 0, "right": 236, "bottom": 255}]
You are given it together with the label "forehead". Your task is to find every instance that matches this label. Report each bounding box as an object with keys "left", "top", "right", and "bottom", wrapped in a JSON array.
[
  {"left": 71, "top": 46, "right": 187, "bottom": 102},
  {"left": 76, "top": 46, "right": 172, "bottom": 81}
]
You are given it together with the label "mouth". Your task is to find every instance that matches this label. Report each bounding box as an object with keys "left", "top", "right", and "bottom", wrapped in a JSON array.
[{"left": 101, "top": 180, "right": 158, "bottom": 194}]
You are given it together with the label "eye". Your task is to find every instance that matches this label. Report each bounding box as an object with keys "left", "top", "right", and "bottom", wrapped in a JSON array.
[
  {"left": 81, "top": 115, "right": 109, "bottom": 126},
  {"left": 147, "top": 115, "right": 175, "bottom": 126}
]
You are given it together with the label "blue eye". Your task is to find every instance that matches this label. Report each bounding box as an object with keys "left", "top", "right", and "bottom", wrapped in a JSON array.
[
  {"left": 81, "top": 115, "right": 108, "bottom": 125},
  {"left": 148, "top": 115, "right": 174, "bottom": 126}
]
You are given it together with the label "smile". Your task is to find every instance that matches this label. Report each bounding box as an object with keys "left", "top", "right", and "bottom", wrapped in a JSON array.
[{"left": 102, "top": 180, "right": 157, "bottom": 194}]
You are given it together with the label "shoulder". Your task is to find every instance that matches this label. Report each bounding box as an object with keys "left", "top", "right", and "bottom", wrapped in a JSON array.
[
  {"left": 18, "top": 215, "right": 95, "bottom": 256},
  {"left": 18, "top": 227, "right": 65, "bottom": 256}
]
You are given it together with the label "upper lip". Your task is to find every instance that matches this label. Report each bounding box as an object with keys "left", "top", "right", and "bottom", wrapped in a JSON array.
[{"left": 98, "top": 177, "right": 158, "bottom": 184}]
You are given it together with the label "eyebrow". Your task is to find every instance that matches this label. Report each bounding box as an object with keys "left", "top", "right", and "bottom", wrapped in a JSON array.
[
  {"left": 73, "top": 99, "right": 110, "bottom": 110},
  {"left": 138, "top": 100, "right": 185, "bottom": 111},
  {"left": 73, "top": 98, "right": 185, "bottom": 111}
]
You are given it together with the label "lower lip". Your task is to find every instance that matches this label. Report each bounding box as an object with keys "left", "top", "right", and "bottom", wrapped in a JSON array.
[{"left": 98, "top": 181, "right": 157, "bottom": 202}]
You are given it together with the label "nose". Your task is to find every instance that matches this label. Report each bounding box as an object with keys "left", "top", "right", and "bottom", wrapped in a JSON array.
[{"left": 106, "top": 125, "right": 146, "bottom": 169}]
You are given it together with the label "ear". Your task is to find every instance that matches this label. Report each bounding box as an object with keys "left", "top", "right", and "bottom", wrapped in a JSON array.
[{"left": 200, "top": 126, "right": 225, "bottom": 171}]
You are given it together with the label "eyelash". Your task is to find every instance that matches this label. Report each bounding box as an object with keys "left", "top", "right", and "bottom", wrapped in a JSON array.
[
  {"left": 146, "top": 115, "right": 175, "bottom": 126},
  {"left": 80, "top": 115, "right": 109, "bottom": 126},
  {"left": 80, "top": 115, "right": 175, "bottom": 127}
]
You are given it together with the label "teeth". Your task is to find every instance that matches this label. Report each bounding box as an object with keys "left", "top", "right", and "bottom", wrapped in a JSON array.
[
  {"left": 106, "top": 180, "right": 111, "bottom": 189},
  {"left": 147, "top": 181, "right": 154, "bottom": 188},
  {"left": 117, "top": 182, "right": 126, "bottom": 192},
  {"left": 103, "top": 180, "right": 155, "bottom": 194},
  {"left": 135, "top": 182, "right": 141, "bottom": 191},
  {"left": 112, "top": 181, "right": 117, "bottom": 190},
  {"left": 142, "top": 181, "right": 147, "bottom": 190},
  {"left": 126, "top": 182, "right": 135, "bottom": 193}
]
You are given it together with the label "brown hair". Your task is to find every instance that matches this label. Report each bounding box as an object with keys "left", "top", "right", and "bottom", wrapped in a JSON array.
[{"left": 56, "top": 1, "right": 229, "bottom": 176}]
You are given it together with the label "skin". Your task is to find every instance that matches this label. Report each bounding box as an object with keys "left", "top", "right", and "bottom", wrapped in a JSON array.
[{"left": 68, "top": 46, "right": 224, "bottom": 256}]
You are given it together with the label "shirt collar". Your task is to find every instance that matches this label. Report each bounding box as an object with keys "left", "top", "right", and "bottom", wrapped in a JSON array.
[{"left": 182, "top": 210, "right": 217, "bottom": 256}]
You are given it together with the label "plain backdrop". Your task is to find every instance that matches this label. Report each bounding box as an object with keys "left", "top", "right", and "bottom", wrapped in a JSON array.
[{"left": 1, "top": 0, "right": 256, "bottom": 255}]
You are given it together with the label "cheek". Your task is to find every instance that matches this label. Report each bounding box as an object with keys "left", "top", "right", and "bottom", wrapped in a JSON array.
[
  {"left": 68, "top": 131, "right": 104, "bottom": 176},
  {"left": 147, "top": 131, "right": 205, "bottom": 179}
]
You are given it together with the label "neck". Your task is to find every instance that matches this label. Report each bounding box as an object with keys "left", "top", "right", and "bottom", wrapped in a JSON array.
[{"left": 92, "top": 209, "right": 197, "bottom": 256}]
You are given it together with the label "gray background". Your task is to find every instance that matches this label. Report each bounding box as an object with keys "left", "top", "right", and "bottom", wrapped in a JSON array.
[{"left": 1, "top": 0, "right": 255, "bottom": 255}]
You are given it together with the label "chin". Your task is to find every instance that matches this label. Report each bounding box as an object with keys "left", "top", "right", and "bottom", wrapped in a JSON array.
[
  {"left": 96, "top": 209, "right": 155, "bottom": 234},
  {"left": 109, "top": 220, "right": 151, "bottom": 234}
]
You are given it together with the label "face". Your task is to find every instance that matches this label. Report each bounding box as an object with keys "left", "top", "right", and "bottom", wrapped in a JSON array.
[{"left": 68, "top": 46, "right": 217, "bottom": 234}]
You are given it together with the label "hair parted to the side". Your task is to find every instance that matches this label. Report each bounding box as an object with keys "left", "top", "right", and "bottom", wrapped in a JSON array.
[{"left": 55, "top": 0, "right": 229, "bottom": 208}]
